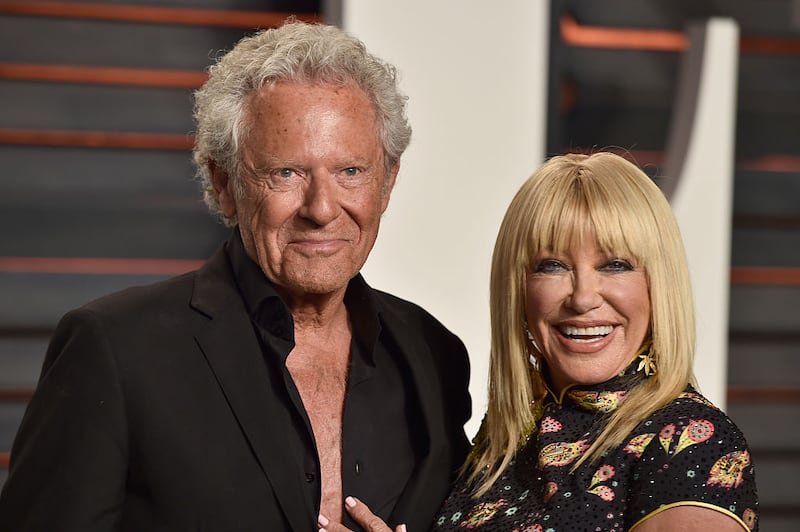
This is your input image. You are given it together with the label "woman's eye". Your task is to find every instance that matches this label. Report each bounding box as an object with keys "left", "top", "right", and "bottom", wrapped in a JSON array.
[
  {"left": 534, "top": 259, "right": 568, "bottom": 274},
  {"left": 603, "top": 259, "right": 634, "bottom": 272}
]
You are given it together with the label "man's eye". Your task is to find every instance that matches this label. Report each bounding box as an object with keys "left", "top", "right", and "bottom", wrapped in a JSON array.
[
  {"left": 342, "top": 167, "right": 360, "bottom": 177},
  {"left": 603, "top": 259, "right": 634, "bottom": 272},
  {"left": 534, "top": 260, "right": 568, "bottom": 274},
  {"left": 277, "top": 168, "right": 295, "bottom": 178}
]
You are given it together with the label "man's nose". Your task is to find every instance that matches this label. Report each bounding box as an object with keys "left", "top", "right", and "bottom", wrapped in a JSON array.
[{"left": 299, "top": 171, "right": 341, "bottom": 225}]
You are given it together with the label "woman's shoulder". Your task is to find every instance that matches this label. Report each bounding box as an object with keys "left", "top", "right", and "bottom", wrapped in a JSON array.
[
  {"left": 622, "top": 385, "right": 758, "bottom": 530},
  {"left": 622, "top": 385, "right": 752, "bottom": 463},
  {"left": 642, "top": 385, "right": 748, "bottom": 442}
]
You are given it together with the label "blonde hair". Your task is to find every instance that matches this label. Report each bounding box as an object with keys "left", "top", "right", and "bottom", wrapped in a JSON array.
[{"left": 469, "top": 152, "right": 696, "bottom": 495}]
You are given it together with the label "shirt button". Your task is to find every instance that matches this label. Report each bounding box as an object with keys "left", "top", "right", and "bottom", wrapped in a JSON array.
[
  {"left": 355, "top": 462, "right": 362, "bottom": 475},
  {"left": 305, "top": 473, "right": 315, "bottom": 483}
]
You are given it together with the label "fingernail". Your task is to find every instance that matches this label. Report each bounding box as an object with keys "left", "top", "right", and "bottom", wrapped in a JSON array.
[
  {"left": 399, "top": 525, "right": 407, "bottom": 532},
  {"left": 318, "top": 514, "right": 329, "bottom": 527},
  {"left": 345, "top": 496, "right": 356, "bottom": 508}
]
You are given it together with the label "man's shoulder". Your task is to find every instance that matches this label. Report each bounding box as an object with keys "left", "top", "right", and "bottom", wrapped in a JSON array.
[
  {"left": 369, "top": 286, "right": 425, "bottom": 312},
  {"left": 370, "top": 287, "right": 449, "bottom": 329},
  {"left": 368, "top": 287, "right": 469, "bottom": 360},
  {"left": 79, "top": 248, "right": 230, "bottom": 318},
  {"left": 81, "top": 269, "right": 198, "bottom": 316}
]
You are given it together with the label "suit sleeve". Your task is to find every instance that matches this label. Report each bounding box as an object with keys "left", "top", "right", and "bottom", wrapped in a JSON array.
[
  {"left": 442, "top": 332, "right": 472, "bottom": 475},
  {"left": 0, "top": 308, "right": 128, "bottom": 532}
]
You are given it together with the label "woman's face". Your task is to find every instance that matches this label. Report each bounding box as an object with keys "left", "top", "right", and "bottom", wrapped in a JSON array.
[{"left": 525, "top": 237, "right": 651, "bottom": 393}]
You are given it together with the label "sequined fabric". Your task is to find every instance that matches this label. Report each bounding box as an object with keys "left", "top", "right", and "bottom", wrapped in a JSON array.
[{"left": 432, "top": 364, "right": 758, "bottom": 531}]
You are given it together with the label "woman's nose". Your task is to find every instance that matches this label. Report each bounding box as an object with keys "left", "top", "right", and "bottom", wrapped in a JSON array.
[{"left": 567, "top": 271, "right": 603, "bottom": 313}]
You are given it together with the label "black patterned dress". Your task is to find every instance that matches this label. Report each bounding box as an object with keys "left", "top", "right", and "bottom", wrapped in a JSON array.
[{"left": 431, "top": 364, "right": 758, "bottom": 531}]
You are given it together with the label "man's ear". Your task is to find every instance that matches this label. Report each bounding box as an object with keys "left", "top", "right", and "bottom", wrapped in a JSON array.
[
  {"left": 209, "top": 161, "right": 237, "bottom": 218},
  {"left": 380, "top": 161, "right": 400, "bottom": 213}
]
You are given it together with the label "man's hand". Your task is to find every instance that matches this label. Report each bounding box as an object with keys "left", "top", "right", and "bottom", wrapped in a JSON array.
[{"left": 318, "top": 497, "right": 406, "bottom": 532}]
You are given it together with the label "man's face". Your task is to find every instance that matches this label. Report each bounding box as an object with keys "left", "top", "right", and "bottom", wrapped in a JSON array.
[{"left": 213, "top": 82, "right": 398, "bottom": 301}]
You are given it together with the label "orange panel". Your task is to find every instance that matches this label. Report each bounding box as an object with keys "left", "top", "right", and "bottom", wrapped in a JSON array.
[
  {"left": 0, "top": 63, "right": 207, "bottom": 88},
  {"left": 560, "top": 15, "right": 687, "bottom": 52},
  {"left": 561, "top": 14, "right": 800, "bottom": 55},
  {"left": 0, "top": 1, "right": 321, "bottom": 28},
  {"left": 0, "top": 128, "right": 194, "bottom": 150},
  {"left": 730, "top": 267, "right": 800, "bottom": 286},
  {"left": 0, "top": 257, "right": 205, "bottom": 275},
  {"left": 728, "top": 386, "right": 800, "bottom": 403}
]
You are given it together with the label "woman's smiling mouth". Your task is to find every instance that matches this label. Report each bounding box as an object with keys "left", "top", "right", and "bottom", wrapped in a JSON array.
[{"left": 558, "top": 324, "right": 614, "bottom": 343}]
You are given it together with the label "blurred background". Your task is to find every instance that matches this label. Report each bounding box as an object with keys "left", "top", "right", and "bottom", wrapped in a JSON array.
[{"left": 0, "top": 0, "right": 797, "bottom": 529}]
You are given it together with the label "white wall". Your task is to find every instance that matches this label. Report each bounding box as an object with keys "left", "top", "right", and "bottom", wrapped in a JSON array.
[
  {"left": 668, "top": 19, "right": 739, "bottom": 408},
  {"left": 339, "top": 1, "right": 550, "bottom": 436}
]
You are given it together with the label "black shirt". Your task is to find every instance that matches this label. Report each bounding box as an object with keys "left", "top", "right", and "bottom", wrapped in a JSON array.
[{"left": 226, "top": 230, "right": 422, "bottom": 529}]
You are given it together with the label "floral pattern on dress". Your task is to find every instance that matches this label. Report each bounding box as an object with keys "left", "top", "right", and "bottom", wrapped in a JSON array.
[
  {"left": 569, "top": 390, "right": 627, "bottom": 413},
  {"left": 540, "top": 416, "right": 562, "bottom": 433},
  {"left": 623, "top": 433, "right": 655, "bottom": 458},
  {"left": 431, "top": 361, "right": 759, "bottom": 531},
  {"left": 708, "top": 450, "right": 751, "bottom": 489},
  {"left": 538, "top": 439, "right": 589, "bottom": 468},
  {"left": 658, "top": 423, "right": 676, "bottom": 453},
  {"left": 512, "top": 525, "right": 543, "bottom": 532},
  {"left": 543, "top": 481, "right": 558, "bottom": 503},
  {"left": 587, "top": 484, "right": 615, "bottom": 501},
  {"left": 587, "top": 464, "right": 617, "bottom": 501},
  {"left": 743, "top": 508, "right": 758, "bottom": 530},
  {"left": 590, "top": 465, "right": 615, "bottom": 485},
  {"left": 459, "top": 500, "right": 508, "bottom": 528},
  {"left": 673, "top": 419, "right": 714, "bottom": 455}
]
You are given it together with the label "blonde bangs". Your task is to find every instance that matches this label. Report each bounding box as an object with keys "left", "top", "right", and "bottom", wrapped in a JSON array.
[{"left": 519, "top": 160, "right": 656, "bottom": 274}]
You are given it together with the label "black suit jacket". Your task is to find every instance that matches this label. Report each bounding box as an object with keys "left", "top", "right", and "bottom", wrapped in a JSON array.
[{"left": 0, "top": 247, "right": 471, "bottom": 531}]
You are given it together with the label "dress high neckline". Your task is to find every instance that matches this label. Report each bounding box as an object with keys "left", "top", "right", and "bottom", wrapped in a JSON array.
[{"left": 543, "top": 343, "right": 653, "bottom": 410}]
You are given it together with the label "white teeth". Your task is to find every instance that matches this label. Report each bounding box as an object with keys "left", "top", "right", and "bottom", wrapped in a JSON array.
[{"left": 559, "top": 325, "right": 613, "bottom": 337}]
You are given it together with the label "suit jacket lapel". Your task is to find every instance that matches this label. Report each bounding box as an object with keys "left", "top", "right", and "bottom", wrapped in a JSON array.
[
  {"left": 378, "top": 305, "right": 455, "bottom": 528},
  {"left": 190, "top": 249, "right": 317, "bottom": 530}
]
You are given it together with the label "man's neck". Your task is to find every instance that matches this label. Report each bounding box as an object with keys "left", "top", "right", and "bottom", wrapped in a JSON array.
[{"left": 278, "top": 287, "right": 350, "bottom": 334}]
